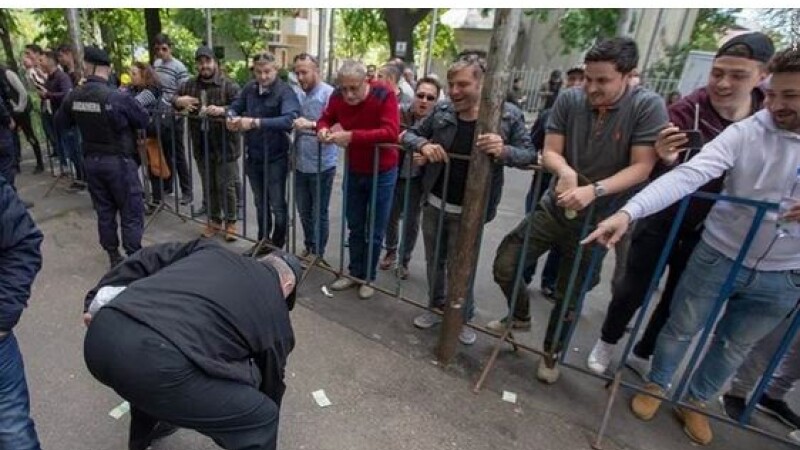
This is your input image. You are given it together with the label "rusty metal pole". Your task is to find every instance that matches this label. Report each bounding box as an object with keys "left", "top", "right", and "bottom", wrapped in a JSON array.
[{"left": 435, "top": 9, "right": 523, "bottom": 364}]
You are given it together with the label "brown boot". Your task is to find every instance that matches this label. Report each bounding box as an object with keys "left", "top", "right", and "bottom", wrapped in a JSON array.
[
  {"left": 202, "top": 221, "right": 222, "bottom": 238},
  {"left": 224, "top": 222, "right": 238, "bottom": 242},
  {"left": 631, "top": 382, "right": 665, "bottom": 421},
  {"left": 675, "top": 399, "right": 713, "bottom": 445}
]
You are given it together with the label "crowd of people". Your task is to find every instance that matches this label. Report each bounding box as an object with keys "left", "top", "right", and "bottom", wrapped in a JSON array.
[{"left": 1, "top": 29, "right": 800, "bottom": 450}]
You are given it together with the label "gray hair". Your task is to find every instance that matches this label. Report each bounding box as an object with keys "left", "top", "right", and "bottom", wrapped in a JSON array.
[{"left": 337, "top": 59, "right": 367, "bottom": 80}]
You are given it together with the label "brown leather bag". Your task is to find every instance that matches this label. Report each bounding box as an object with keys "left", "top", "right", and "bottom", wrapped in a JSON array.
[{"left": 146, "top": 138, "right": 171, "bottom": 180}]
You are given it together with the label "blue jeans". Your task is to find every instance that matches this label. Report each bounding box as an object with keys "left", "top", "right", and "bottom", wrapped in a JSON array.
[
  {"left": 295, "top": 168, "right": 335, "bottom": 257},
  {"left": 649, "top": 240, "right": 800, "bottom": 402},
  {"left": 247, "top": 157, "right": 288, "bottom": 247},
  {"left": 61, "top": 127, "right": 84, "bottom": 181},
  {"left": 345, "top": 168, "right": 397, "bottom": 281},
  {"left": 0, "top": 333, "right": 41, "bottom": 450}
]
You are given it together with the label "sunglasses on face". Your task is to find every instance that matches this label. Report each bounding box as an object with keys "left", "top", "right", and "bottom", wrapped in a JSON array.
[{"left": 415, "top": 93, "right": 436, "bottom": 101}]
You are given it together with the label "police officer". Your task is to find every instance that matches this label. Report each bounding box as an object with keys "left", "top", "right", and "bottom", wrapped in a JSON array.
[
  {"left": 55, "top": 46, "right": 149, "bottom": 267},
  {"left": 82, "top": 239, "right": 301, "bottom": 450}
]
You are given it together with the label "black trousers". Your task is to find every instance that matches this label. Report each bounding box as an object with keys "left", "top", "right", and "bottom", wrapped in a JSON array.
[
  {"left": 599, "top": 214, "right": 702, "bottom": 358},
  {"left": 12, "top": 109, "right": 44, "bottom": 168},
  {"left": 84, "top": 308, "right": 280, "bottom": 450}
]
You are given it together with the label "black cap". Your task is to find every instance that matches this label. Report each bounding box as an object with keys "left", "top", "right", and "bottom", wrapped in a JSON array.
[
  {"left": 195, "top": 46, "right": 215, "bottom": 61},
  {"left": 716, "top": 32, "right": 775, "bottom": 64},
  {"left": 265, "top": 250, "right": 304, "bottom": 311},
  {"left": 83, "top": 46, "right": 111, "bottom": 66}
]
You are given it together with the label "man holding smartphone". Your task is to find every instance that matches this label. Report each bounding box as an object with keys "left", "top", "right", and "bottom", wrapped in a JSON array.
[{"left": 586, "top": 32, "right": 775, "bottom": 377}]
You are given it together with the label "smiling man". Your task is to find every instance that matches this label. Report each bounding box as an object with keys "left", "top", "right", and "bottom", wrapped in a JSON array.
[
  {"left": 584, "top": 46, "right": 800, "bottom": 446},
  {"left": 586, "top": 32, "right": 774, "bottom": 379},
  {"left": 402, "top": 52, "right": 534, "bottom": 345},
  {"left": 490, "top": 37, "right": 668, "bottom": 382}
]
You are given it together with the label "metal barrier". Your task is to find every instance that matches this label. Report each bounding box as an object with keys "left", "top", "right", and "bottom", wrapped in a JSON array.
[{"left": 138, "top": 110, "right": 798, "bottom": 448}]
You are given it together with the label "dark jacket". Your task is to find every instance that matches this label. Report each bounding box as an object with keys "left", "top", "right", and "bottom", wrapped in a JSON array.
[
  {"left": 0, "top": 175, "right": 43, "bottom": 332},
  {"left": 43, "top": 69, "right": 73, "bottom": 112},
  {"left": 177, "top": 72, "right": 241, "bottom": 162},
  {"left": 650, "top": 86, "right": 765, "bottom": 232},
  {"left": 402, "top": 100, "right": 535, "bottom": 222},
  {"left": 228, "top": 79, "right": 301, "bottom": 163},
  {"left": 83, "top": 239, "right": 294, "bottom": 404}
]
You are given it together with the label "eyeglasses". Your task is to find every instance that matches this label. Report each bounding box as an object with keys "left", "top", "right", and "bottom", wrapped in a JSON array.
[{"left": 415, "top": 93, "right": 436, "bottom": 101}]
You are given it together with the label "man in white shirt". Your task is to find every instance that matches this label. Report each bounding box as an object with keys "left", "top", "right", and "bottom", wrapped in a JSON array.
[{"left": 583, "top": 47, "right": 800, "bottom": 446}]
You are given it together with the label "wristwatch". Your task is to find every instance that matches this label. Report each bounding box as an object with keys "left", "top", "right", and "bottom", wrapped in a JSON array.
[{"left": 593, "top": 182, "right": 607, "bottom": 198}]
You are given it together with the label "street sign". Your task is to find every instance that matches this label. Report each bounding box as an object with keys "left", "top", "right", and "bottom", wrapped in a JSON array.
[{"left": 395, "top": 41, "right": 407, "bottom": 58}]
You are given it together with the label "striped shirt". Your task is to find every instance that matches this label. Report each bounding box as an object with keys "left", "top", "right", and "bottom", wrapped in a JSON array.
[{"left": 154, "top": 57, "right": 189, "bottom": 106}]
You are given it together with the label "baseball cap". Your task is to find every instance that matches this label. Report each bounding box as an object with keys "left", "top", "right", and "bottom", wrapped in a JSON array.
[
  {"left": 83, "top": 46, "right": 111, "bottom": 66},
  {"left": 194, "top": 46, "right": 215, "bottom": 61},
  {"left": 716, "top": 32, "right": 775, "bottom": 64}
]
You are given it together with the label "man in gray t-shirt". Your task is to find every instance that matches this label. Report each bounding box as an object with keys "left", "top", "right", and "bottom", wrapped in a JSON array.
[{"left": 490, "top": 37, "right": 668, "bottom": 384}]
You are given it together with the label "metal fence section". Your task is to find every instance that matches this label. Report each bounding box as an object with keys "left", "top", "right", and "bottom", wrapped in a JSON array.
[{"left": 131, "top": 110, "right": 799, "bottom": 449}]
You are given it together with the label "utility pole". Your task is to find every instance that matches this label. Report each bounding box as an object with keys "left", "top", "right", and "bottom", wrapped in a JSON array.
[
  {"left": 65, "top": 8, "right": 83, "bottom": 78},
  {"left": 435, "top": 9, "right": 523, "bottom": 364},
  {"left": 327, "top": 9, "right": 336, "bottom": 82},
  {"left": 205, "top": 9, "right": 213, "bottom": 48},
  {"left": 317, "top": 8, "right": 327, "bottom": 77},
  {"left": 424, "top": 8, "right": 439, "bottom": 76}
]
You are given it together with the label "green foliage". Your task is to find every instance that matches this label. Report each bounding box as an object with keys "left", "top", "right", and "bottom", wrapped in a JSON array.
[
  {"left": 557, "top": 9, "right": 620, "bottom": 54},
  {"left": 335, "top": 9, "right": 387, "bottom": 60},
  {"left": 689, "top": 8, "right": 740, "bottom": 51},
  {"left": 413, "top": 9, "right": 456, "bottom": 65},
  {"left": 31, "top": 9, "right": 68, "bottom": 47}
]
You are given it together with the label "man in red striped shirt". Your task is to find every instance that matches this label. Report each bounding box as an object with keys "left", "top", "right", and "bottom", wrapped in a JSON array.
[{"left": 316, "top": 59, "right": 400, "bottom": 299}]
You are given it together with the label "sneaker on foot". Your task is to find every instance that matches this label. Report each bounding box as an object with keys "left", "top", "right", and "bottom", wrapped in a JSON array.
[
  {"left": 719, "top": 394, "right": 746, "bottom": 422},
  {"left": 180, "top": 193, "right": 193, "bottom": 205},
  {"left": 631, "top": 382, "right": 665, "bottom": 421},
  {"left": 675, "top": 398, "right": 713, "bottom": 445},
  {"left": 587, "top": 339, "right": 615, "bottom": 375},
  {"left": 486, "top": 316, "right": 531, "bottom": 332},
  {"left": 459, "top": 326, "right": 477, "bottom": 345},
  {"left": 536, "top": 356, "right": 560, "bottom": 384},
  {"left": 358, "top": 284, "right": 375, "bottom": 299},
  {"left": 413, "top": 312, "right": 442, "bottom": 329},
  {"left": 379, "top": 250, "right": 396, "bottom": 270},
  {"left": 224, "top": 222, "right": 237, "bottom": 242},
  {"left": 757, "top": 395, "right": 800, "bottom": 428},
  {"left": 330, "top": 277, "right": 356, "bottom": 291},
  {"left": 624, "top": 353, "right": 651, "bottom": 382},
  {"left": 397, "top": 265, "right": 409, "bottom": 280}
]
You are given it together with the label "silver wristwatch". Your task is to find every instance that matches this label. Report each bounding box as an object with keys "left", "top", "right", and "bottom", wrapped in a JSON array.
[{"left": 593, "top": 182, "right": 607, "bottom": 198}]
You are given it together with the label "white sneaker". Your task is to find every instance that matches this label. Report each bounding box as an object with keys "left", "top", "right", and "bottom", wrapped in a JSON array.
[
  {"left": 625, "top": 354, "right": 651, "bottom": 382},
  {"left": 413, "top": 312, "right": 442, "bottom": 329},
  {"left": 587, "top": 340, "right": 615, "bottom": 374},
  {"left": 459, "top": 327, "right": 477, "bottom": 345},
  {"left": 330, "top": 277, "right": 356, "bottom": 291},
  {"left": 358, "top": 284, "right": 375, "bottom": 299},
  {"left": 537, "top": 357, "right": 560, "bottom": 384}
]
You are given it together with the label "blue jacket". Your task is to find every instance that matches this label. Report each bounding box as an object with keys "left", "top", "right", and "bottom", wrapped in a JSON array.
[
  {"left": 228, "top": 79, "right": 301, "bottom": 162},
  {"left": 0, "top": 175, "right": 43, "bottom": 332}
]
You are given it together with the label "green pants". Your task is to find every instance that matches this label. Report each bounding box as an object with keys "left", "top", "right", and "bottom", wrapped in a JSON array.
[{"left": 493, "top": 206, "right": 606, "bottom": 354}]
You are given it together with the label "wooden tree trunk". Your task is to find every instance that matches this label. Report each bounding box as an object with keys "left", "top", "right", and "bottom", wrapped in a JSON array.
[
  {"left": 382, "top": 9, "right": 430, "bottom": 64},
  {"left": 144, "top": 8, "right": 162, "bottom": 64},
  {"left": 435, "top": 9, "right": 523, "bottom": 364},
  {"left": 0, "top": 11, "right": 19, "bottom": 72}
]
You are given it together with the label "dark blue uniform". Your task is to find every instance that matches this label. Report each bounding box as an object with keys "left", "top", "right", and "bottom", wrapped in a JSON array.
[
  {"left": 55, "top": 75, "right": 149, "bottom": 263},
  {"left": 0, "top": 95, "right": 16, "bottom": 186}
]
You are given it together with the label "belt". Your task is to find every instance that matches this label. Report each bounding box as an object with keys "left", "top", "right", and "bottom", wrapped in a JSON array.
[{"left": 427, "top": 193, "right": 462, "bottom": 214}]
